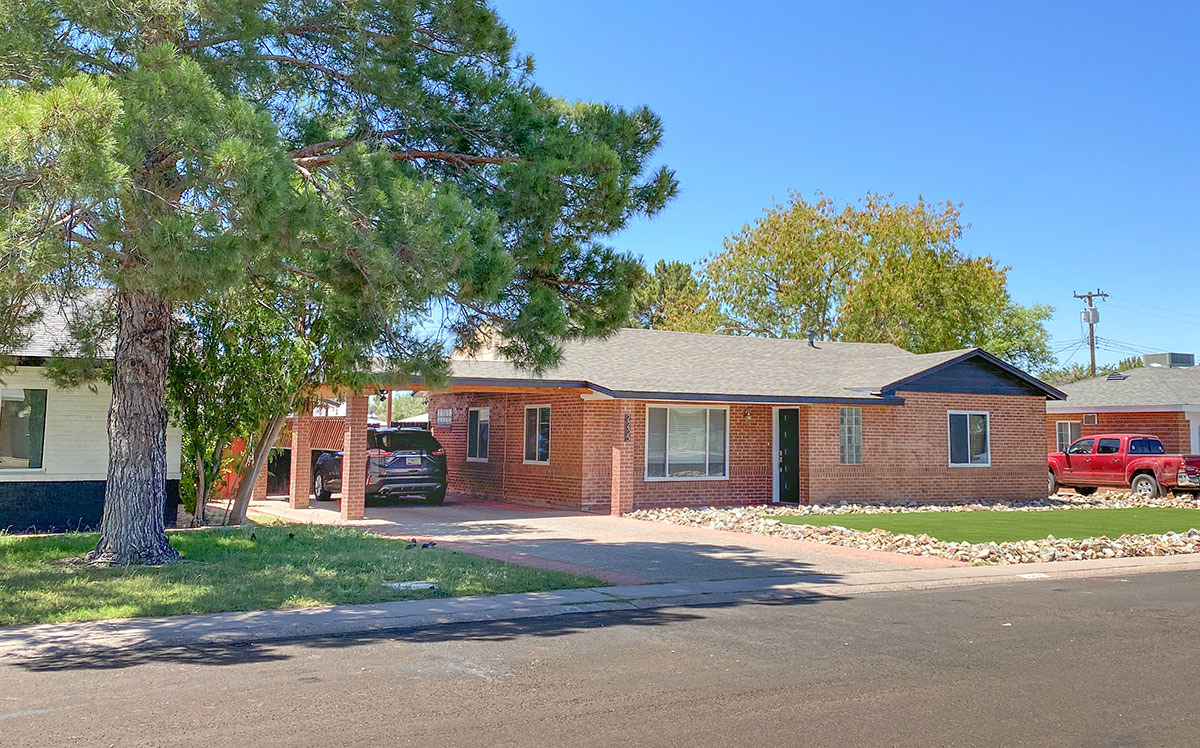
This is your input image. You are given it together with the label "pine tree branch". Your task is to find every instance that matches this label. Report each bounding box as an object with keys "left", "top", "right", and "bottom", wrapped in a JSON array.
[
  {"left": 293, "top": 148, "right": 516, "bottom": 169},
  {"left": 256, "top": 54, "right": 354, "bottom": 84}
]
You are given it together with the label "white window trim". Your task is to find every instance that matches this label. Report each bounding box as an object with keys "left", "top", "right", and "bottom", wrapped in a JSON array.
[
  {"left": 1056, "top": 420, "right": 1081, "bottom": 453},
  {"left": 644, "top": 404, "right": 730, "bottom": 482},
  {"left": 839, "top": 406, "right": 863, "bottom": 466},
  {"left": 436, "top": 408, "right": 453, "bottom": 427},
  {"left": 522, "top": 404, "right": 551, "bottom": 465},
  {"left": 0, "top": 468, "right": 48, "bottom": 477},
  {"left": 466, "top": 406, "right": 489, "bottom": 463},
  {"left": 947, "top": 410, "right": 990, "bottom": 468}
]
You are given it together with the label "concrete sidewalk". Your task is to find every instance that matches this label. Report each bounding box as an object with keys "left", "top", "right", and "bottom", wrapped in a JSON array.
[{"left": 4, "top": 553, "right": 1200, "bottom": 659}]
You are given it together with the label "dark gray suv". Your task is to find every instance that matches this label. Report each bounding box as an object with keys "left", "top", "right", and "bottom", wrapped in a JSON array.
[{"left": 313, "top": 427, "right": 448, "bottom": 504}]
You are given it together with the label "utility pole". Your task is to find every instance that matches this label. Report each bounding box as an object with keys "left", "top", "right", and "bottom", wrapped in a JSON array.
[{"left": 1074, "top": 289, "right": 1108, "bottom": 377}]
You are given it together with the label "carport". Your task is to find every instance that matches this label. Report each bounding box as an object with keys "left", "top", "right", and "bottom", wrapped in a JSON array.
[{"left": 246, "top": 391, "right": 373, "bottom": 521}]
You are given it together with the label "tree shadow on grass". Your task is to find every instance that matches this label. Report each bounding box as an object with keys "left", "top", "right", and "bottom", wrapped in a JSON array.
[{"left": 8, "top": 590, "right": 844, "bottom": 673}]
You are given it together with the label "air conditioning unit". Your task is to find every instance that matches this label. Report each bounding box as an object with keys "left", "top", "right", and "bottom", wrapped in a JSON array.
[
  {"left": 1143, "top": 352, "right": 1195, "bottom": 368},
  {"left": 1083, "top": 414, "right": 1098, "bottom": 425}
]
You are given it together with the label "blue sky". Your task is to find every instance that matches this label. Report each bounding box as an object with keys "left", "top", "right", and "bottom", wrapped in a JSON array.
[{"left": 497, "top": 0, "right": 1200, "bottom": 368}]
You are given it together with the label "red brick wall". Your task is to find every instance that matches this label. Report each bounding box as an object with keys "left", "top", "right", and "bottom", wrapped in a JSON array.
[
  {"left": 805, "top": 392, "right": 1047, "bottom": 504},
  {"left": 1044, "top": 411, "right": 1191, "bottom": 454},
  {"left": 429, "top": 390, "right": 592, "bottom": 510},
  {"left": 623, "top": 402, "right": 774, "bottom": 510},
  {"left": 429, "top": 390, "right": 1049, "bottom": 509}
]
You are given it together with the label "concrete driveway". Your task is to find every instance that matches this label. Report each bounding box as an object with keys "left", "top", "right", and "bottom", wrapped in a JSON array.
[{"left": 249, "top": 496, "right": 953, "bottom": 585}]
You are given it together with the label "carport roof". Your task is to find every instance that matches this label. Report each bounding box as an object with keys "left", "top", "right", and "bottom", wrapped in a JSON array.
[{"left": 445, "top": 328, "right": 1063, "bottom": 404}]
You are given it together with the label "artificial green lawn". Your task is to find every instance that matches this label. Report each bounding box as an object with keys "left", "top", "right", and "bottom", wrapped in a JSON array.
[
  {"left": 0, "top": 524, "right": 604, "bottom": 627},
  {"left": 779, "top": 507, "right": 1200, "bottom": 544}
]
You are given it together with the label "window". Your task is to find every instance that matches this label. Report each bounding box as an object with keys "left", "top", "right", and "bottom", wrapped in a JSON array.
[
  {"left": 645, "top": 406, "right": 727, "bottom": 479},
  {"left": 1056, "top": 421, "right": 1081, "bottom": 453},
  {"left": 1067, "top": 438, "right": 1094, "bottom": 456},
  {"left": 524, "top": 406, "right": 551, "bottom": 463},
  {"left": 466, "top": 407, "right": 489, "bottom": 461},
  {"left": 436, "top": 408, "right": 452, "bottom": 426},
  {"left": 1096, "top": 438, "right": 1121, "bottom": 455},
  {"left": 948, "top": 411, "right": 989, "bottom": 467},
  {"left": 370, "top": 430, "right": 440, "bottom": 453},
  {"left": 1129, "top": 438, "right": 1165, "bottom": 455},
  {"left": 839, "top": 407, "right": 862, "bottom": 465},
  {"left": 0, "top": 388, "right": 47, "bottom": 470}
]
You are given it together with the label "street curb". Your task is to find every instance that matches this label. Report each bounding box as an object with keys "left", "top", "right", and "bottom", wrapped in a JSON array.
[{"left": 3, "top": 553, "right": 1200, "bottom": 660}]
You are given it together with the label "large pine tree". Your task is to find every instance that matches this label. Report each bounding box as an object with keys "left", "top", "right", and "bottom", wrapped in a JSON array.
[{"left": 0, "top": 1, "right": 676, "bottom": 563}]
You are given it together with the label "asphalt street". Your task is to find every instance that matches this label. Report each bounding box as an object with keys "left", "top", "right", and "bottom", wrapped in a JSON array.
[{"left": 3, "top": 571, "right": 1199, "bottom": 747}]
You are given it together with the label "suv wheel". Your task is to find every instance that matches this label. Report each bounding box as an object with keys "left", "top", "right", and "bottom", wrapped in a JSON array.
[
  {"left": 425, "top": 486, "right": 447, "bottom": 505},
  {"left": 1048, "top": 470, "right": 1058, "bottom": 496},
  {"left": 314, "top": 472, "right": 332, "bottom": 501}
]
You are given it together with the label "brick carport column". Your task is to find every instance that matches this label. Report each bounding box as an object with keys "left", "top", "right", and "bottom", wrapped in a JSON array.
[
  {"left": 341, "top": 393, "right": 369, "bottom": 521},
  {"left": 610, "top": 401, "right": 637, "bottom": 516},
  {"left": 289, "top": 412, "right": 312, "bottom": 509}
]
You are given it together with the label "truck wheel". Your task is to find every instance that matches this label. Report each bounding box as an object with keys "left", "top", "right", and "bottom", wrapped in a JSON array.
[
  {"left": 1075, "top": 486, "right": 1097, "bottom": 496},
  {"left": 1048, "top": 470, "right": 1059, "bottom": 496},
  {"left": 1131, "top": 474, "right": 1161, "bottom": 499}
]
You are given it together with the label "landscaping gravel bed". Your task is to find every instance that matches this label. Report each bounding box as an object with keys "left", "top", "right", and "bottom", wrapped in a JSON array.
[{"left": 628, "top": 491, "right": 1200, "bottom": 565}]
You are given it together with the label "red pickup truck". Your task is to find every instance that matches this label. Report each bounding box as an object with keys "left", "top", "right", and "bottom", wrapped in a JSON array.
[{"left": 1048, "top": 433, "right": 1200, "bottom": 498}]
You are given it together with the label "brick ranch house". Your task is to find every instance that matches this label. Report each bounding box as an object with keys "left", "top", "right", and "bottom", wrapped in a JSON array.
[
  {"left": 422, "top": 329, "right": 1065, "bottom": 512},
  {"left": 1046, "top": 355, "right": 1200, "bottom": 455}
]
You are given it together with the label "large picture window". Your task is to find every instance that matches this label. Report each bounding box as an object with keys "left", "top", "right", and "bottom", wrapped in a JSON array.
[
  {"left": 646, "top": 406, "right": 727, "bottom": 480},
  {"left": 467, "top": 407, "right": 489, "bottom": 461},
  {"left": 0, "top": 388, "right": 47, "bottom": 470},
  {"left": 839, "top": 407, "right": 862, "bottom": 465},
  {"left": 1056, "top": 421, "right": 1081, "bottom": 453},
  {"left": 948, "top": 411, "right": 989, "bottom": 467},
  {"left": 524, "top": 406, "right": 551, "bottom": 463}
]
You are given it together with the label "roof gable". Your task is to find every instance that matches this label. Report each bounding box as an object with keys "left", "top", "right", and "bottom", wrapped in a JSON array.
[{"left": 884, "top": 351, "right": 1064, "bottom": 399}]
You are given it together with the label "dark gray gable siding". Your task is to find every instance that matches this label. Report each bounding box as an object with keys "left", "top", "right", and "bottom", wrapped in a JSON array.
[{"left": 886, "top": 358, "right": 1046, "bottom": 397}]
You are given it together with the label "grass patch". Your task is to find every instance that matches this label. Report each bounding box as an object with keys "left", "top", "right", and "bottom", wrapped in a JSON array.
[
  {"left": 0, "top": 524, "right": 604, "bottom": 627},
  {"left": 778, "top": 507, "right": 1200, "bottom": 544}
]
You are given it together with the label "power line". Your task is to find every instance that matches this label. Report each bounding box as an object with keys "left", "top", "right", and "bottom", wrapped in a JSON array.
[
  {"left": 1105, "top": 300, "right": 1200, "bottom": 329},
  {"left": 1108, "top": 294, "right": 1200, "bottom": 323},
  {"left": 1094, "top": 335, "right": 1168, "bottom": 355}
]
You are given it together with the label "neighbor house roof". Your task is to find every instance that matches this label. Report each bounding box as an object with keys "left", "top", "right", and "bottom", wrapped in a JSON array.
[
  {"left": 445, "top": 328, "right": 1063, "bottom": 404},
  {"left": 1047, "top": 365, "right": 1200, "bottom": 412},
  {"left": 4, "top": 294, "right": 112, "bottom": 361}
]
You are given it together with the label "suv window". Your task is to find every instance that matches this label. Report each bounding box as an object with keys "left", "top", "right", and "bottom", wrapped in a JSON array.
[
  {"left": 1096, "top": 438, "right": 1120, "bottom": 455},
  {"left": 1067, "top": 439, "right": 1094, "bottom": 456},
  {"left": 370, "top": 430, "right": 438, "bottom": 452},
  {"left": 1129, "top": 438, "right": 1165, "bottom": 455}
]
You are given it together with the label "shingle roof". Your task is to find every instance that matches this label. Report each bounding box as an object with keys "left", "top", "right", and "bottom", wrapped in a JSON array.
[
  {"left": 1047, "top": 365, "right": 1200, "bottom": 411},
  {"left": 4, "top": 295, "right": 112, "bottom": 360},
  {"left": 448, "top": 328, "right": 1053, "bottom": 403}
]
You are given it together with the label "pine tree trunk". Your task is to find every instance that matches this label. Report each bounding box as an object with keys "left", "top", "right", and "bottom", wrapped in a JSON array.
[{"left": 88, "top": 290, "right": 181, "bottom": 565}]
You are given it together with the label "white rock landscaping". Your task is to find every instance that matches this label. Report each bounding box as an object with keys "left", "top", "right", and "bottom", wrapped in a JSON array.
[{"left": 627, "top": 491, "right": 1200, "bottom": 565}]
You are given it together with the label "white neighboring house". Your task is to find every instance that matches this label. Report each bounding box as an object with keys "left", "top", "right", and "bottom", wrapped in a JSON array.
[{"left": 1, "top": 311, "right": 182, "bottom": 532}]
